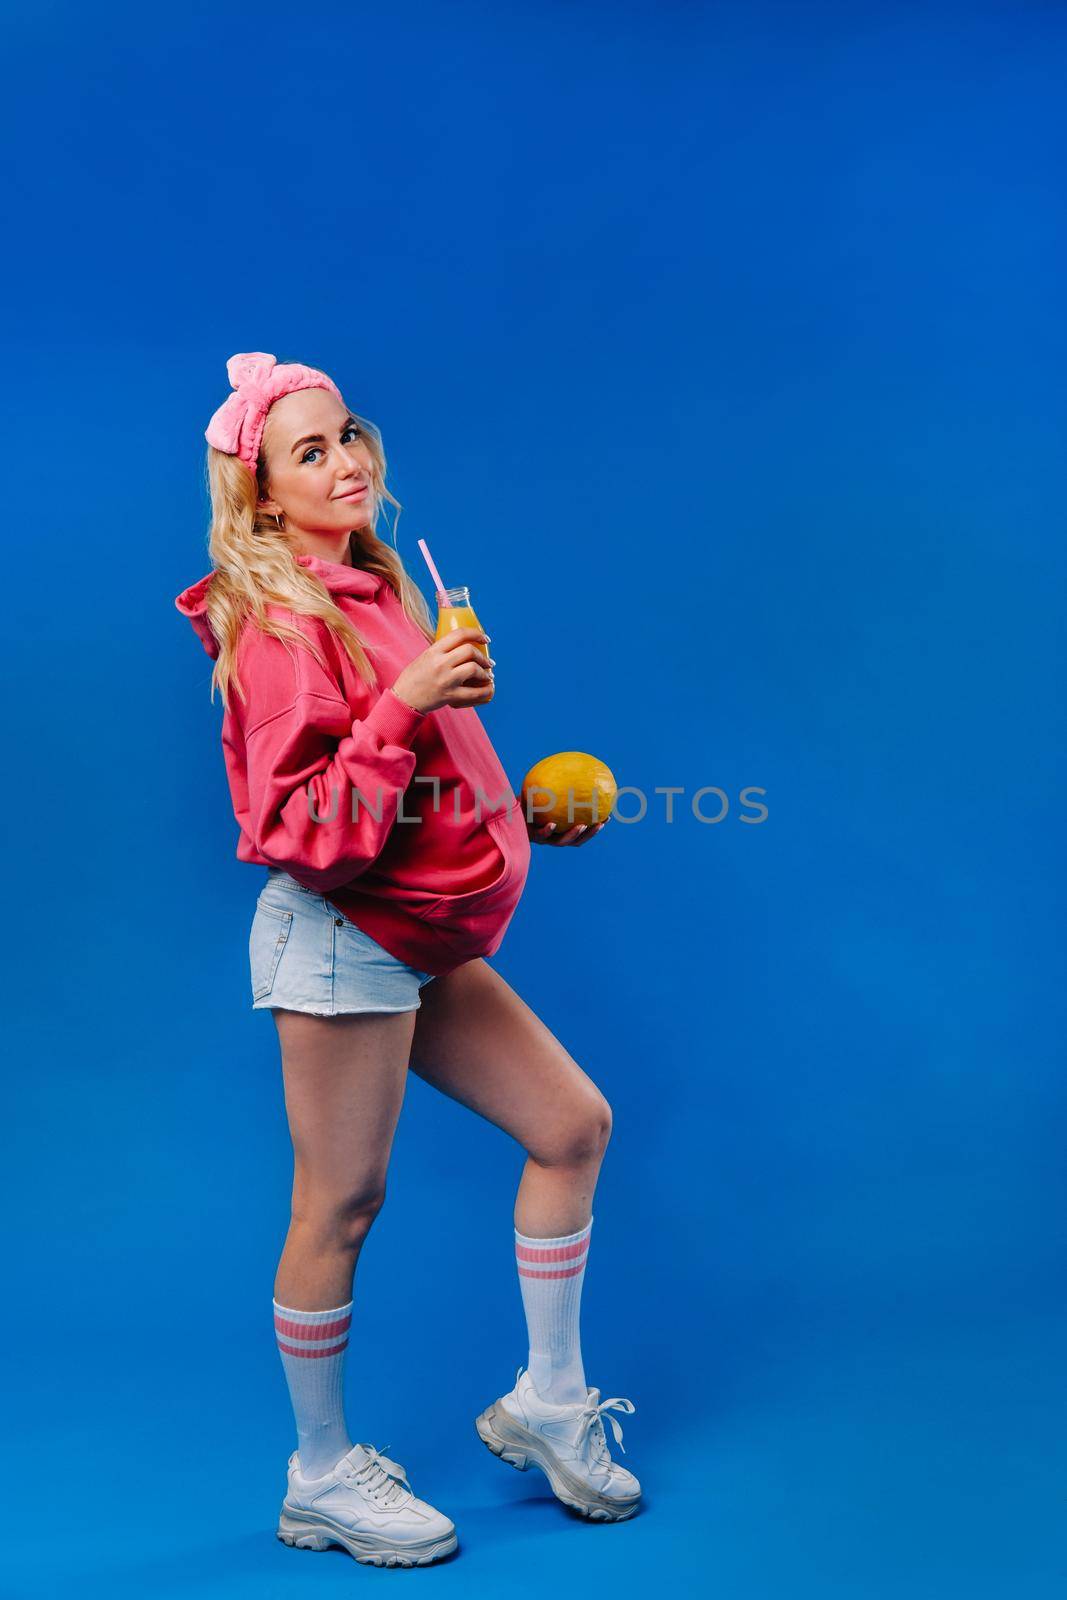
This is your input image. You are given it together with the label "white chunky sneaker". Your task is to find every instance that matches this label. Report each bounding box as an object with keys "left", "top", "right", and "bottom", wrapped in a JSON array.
[
  {"left": 277, "top": 1441, "right": 458, "bottom": 1567},
  {"left": 476, "top": 1364, "right": 641, "bottom": 1521}
]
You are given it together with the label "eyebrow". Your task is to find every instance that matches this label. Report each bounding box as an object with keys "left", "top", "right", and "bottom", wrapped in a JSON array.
[{"left": 290, "top": 416, "right": 359, "bottom": 456}]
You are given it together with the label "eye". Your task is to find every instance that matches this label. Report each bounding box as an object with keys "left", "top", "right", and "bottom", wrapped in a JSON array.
[{"left": 301, "top": 424, "right": 362, "bottom": 464}]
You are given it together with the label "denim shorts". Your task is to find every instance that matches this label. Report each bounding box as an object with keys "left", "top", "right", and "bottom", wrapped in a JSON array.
[{"left": 249, "top": 869, "right": 437, "bottom": 1016}]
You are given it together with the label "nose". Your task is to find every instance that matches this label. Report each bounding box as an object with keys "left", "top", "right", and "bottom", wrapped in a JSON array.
[{"left": 337, "top": 439, "right": 368, "bottom": 477}]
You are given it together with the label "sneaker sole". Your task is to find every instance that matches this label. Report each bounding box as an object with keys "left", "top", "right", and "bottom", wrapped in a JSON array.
[
  {"left": 277, "top": 1506, "right": 457, "bottom": 1567},
  {"left": 474, "top": 1401, "right": 640, "bottom": 1522}
]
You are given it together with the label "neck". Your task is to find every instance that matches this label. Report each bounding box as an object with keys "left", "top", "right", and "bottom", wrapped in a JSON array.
[{"left": 290, "top": 529, "right": 354, "bottom": 566}]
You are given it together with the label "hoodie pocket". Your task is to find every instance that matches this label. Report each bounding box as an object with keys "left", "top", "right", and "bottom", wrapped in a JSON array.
[
  {"left": 416, "top": 808, "right": 527, "bottom": 927},
  {"left": 250, "top": 901, "right": 294, "bottom": 1000}
]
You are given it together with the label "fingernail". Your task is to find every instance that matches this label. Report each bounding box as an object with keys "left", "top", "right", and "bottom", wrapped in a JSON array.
[
  {"left": 547, "top": 822, "right": 556, "bottom": 831},
  {"left": 576, "top": 824, "right": 587, "bottom": 834}
]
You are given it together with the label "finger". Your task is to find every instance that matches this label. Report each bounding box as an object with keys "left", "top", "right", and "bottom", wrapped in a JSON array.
[
  {"left": 554, "top": 824, "right": 587, "bottom": 845},
  {"left": 439, "top": 627, "right": 489, "bottom": 644},
  {"left": 449, "top": 652, "right": 495, "bottom": 675},
  {"left": 573, "top": 822, "right": 605, "bottom": 844},
  {"left": 449, "top": 660, "right": 493, "bottom": 684},
  {"left": 450, "top": 641, "right": 495, "bottom": 663},
  {"left": 451, "top": 684, "right": 495, "bottom": 704},
  {"left": 438, "top": 628, "right": 491, "bottom": 651}
]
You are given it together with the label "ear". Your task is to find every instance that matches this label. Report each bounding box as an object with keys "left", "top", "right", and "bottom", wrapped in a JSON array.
[{"left": 257, "top": 492, "right": 282, "bottom": 517}]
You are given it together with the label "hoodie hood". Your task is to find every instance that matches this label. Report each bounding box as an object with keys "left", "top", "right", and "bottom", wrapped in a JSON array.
[{"left": 174, "top": 552, "right": 388, "bottom": 660}]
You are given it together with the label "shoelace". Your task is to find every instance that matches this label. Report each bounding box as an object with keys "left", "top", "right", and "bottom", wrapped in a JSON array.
[
  {"left": 343, "top": 1443, "right": 413, "bottom": 1507},
  {"left": 575, "top": 1393, "right": 636, "bottom": 1462},
  {"left": 514, "top": 1365, "right": 636, "bottom": 1461}
]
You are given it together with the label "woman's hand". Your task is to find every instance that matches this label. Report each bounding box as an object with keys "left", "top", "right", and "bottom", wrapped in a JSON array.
[
  {"left": 391, "top": 628, "right": 495, "bottom": 715},
  {"left": 528, "top": 818, "right": 611, "bottom": 846}
]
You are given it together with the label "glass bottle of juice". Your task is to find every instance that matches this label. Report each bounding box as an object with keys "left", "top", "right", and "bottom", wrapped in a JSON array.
[{"left": 435, "top": 585, "right": 489, "bottom": 661}]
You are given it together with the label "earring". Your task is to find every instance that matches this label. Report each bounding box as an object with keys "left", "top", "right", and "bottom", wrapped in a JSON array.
[{"left": 273, "top": 513, "right": 284, "bottom": 530}]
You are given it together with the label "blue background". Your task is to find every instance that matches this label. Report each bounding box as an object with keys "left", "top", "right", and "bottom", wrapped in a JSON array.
[{"left": 5, "top": 1, "right": 1064, "bottom": 1594}]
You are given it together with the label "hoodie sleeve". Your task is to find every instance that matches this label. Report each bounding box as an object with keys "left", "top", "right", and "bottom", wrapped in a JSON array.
[{"left": 236, "top": 620, "right": 426, "bottom": 891}]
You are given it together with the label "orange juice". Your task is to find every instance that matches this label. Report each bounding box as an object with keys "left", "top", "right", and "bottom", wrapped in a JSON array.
[{"left": 435, "top": 585, "right": 489, "bottom": 661}]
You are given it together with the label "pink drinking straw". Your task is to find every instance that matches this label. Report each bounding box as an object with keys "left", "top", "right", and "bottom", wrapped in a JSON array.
[{"left": 417, "top": 538, "right": 450, "bottom": 604}]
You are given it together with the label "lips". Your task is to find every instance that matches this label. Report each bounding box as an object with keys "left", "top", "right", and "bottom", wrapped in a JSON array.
[{"left": 335, "top": 483, "right": 370, "bottom": 501}]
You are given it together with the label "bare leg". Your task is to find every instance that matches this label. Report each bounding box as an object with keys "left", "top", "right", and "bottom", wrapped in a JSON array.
[
  {"left": 272, "top": 1007, "right": 418, "bottom": 1309},
  {"left": 409, "top": 960, "right": 612, "bottom": 1235}
]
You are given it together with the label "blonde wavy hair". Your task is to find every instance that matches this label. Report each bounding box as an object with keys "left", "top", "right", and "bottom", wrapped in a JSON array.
[{"left": 199, "top": 382, "right": 436, "bottom": 711}]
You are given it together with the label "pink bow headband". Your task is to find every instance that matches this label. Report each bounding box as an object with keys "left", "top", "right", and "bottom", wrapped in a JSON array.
[{"left": 204, "top": 351, "right": 342, "bottom": 479}]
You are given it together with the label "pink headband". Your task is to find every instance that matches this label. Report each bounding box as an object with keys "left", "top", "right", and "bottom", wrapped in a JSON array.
[{"left": 204, "top": 351, "right": 343, "bottom": 479}]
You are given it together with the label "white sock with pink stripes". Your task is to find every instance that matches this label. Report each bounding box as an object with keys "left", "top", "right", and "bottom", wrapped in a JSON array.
[
  {"left": 514, "top": 1215, "right": 593, "bottom": 1405},
  {"left": 273, "top": 1298, "right": 354, "bottom": 1479}
]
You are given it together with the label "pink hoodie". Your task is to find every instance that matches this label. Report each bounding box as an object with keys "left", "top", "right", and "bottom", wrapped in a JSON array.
[{"left": 175, "top": 552, "right": 531, "bottom": 977}]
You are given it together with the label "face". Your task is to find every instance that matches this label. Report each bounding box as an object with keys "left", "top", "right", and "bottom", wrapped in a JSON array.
[{"left": 258, "top": 387, "right": 378, "bottom": 547}]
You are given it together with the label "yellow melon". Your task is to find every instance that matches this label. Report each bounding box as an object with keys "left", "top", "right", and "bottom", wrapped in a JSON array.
[{"left": 520, "top": 752, "right": 617, "bottom": 828}]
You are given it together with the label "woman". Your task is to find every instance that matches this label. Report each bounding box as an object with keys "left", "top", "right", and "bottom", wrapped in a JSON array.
[{"left": 175, "top": 352, "right": 639, "bottom": 1569}]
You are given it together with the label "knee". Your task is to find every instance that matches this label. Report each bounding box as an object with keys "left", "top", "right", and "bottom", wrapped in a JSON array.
[
  {"left": 532, "top": 1093, "right": 613, "bottom": 1168},
  {"left": 292, "top": 1183, "right": 387, "bottom": 1255}
]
